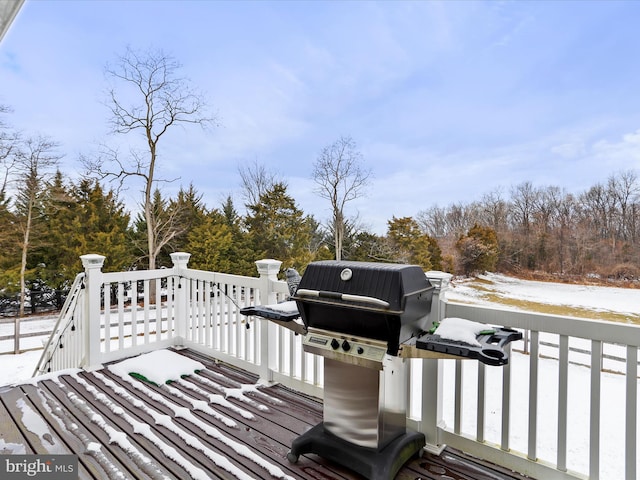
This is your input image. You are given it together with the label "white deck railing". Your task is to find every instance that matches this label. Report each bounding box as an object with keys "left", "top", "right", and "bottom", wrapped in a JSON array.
[
  {"left": 438, "top": 302, "right": 639, "bottom": 480},
  {"left": 35, "top": 253, "right": 640, "bottom": 480}
]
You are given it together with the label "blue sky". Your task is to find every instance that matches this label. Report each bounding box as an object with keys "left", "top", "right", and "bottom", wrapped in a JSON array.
[{"left": 2, "top": 0, "right": 640, "bottom": 234}]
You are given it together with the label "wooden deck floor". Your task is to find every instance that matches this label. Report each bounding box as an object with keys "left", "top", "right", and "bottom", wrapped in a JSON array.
[{"left": 0, "top": 348, "right": 533, "bottom": 480}]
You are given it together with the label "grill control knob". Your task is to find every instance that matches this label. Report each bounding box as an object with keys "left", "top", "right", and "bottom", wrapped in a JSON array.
[
  {"left": 357, "top": 347, "right": 364, "bottom": 355},
  {"left": 330, "top": 338, "right": 340, "bottom": 350},
  {"left": 341, "top": 340, "right": 351, "bottom": 352}
]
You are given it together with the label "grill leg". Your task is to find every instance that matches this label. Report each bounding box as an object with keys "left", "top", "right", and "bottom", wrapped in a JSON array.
[{"left": 287, "top": 422, "right": 425, "bottom": 480}]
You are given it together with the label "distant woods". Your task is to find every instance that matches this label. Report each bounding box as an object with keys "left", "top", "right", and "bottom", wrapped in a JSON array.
[{"left": 417, "top": 171, "right": 640, "bottom": 281}]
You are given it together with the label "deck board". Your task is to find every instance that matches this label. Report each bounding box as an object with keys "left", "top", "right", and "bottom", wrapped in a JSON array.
[
  {"left": 0, "top": 385, "right": 33, "bottom": 454},
  {"left": 0, "top": 348, "right": 533, "bottom": 480},
  {"left": 38, "top": 377, "right": 160, "bottom": 480},
  {"left": 22, "top": 382, "right": 119, "bottom": 480},
  {"left": 61, "top": 373, "right": 201, "bottom": 480}
]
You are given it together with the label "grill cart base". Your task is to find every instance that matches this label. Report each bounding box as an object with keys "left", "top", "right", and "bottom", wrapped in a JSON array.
[{"left": 286, "top": 422, "right": 425, "bottom": 480}]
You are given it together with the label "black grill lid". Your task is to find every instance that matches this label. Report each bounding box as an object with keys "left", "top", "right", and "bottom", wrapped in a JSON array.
[
  {"left": 294, "top": 261, "right": 431, "bottom": 310},
  {"left": 291, "top": 261, "right": 434, "bottom": 354}
]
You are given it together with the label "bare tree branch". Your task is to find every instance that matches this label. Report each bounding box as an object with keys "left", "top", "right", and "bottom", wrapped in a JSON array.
[
  {"left": 0, "top": 104, "right": 20, "bottom": 198},
  {"left": 14, "top": 135, "right": 61, "bottom": 324},
  {"left": 238, "top": 159, "right": 284, "bottom": 207},
  {"left": 90, "top": 46, "right": 216, "bottom": 273},
  {"left": 312, "top": 135, "right": 371, "bottom": 260}
]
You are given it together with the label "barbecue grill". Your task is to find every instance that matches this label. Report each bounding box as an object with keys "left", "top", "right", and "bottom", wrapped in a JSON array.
[{"left": 241, "top": 260, "right": 521, "bottom": 480}]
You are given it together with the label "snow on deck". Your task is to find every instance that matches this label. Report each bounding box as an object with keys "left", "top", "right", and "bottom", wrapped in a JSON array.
[{"left": 0, "top": 348, "right": 530, "bottom": 480}]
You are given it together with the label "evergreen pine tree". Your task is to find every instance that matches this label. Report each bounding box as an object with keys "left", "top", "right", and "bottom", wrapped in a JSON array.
[
  {"left": 245, "top": 183, "right": 316, "bottom": 271},
  {"left": 187, "top": 198, "right": 255, "bottom": 276},
  {"left": 455, "top": 224, "right": 499, "bottom": 275},
  {"left": 387, "top": 216, "right": 441, "bottom": 270}
]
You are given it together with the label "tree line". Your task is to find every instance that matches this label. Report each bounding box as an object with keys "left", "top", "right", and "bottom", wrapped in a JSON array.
[
  {"left": 417, "top": 170, "right": 640, "bottom": 281},
  {"left": 0, "top": 161, "right": 442, "bottom": 299},
  {"left": 3, "top": 158, "right": 637, "bottom": 292}
]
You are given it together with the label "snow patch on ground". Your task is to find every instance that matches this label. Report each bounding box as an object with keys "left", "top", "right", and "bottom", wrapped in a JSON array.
[
  {"left": 447, "top": 272, "right": 640, "bottom": 317},
  {"left": 0, "top": 350, "right": 47, "bottom": 387}
]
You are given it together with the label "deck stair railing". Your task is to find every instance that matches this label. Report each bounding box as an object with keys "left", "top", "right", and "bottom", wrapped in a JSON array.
[
  {"left": 34, "top": 253, "right": 640, "bottom": 480},
  {"left": 33, "top": 271, "right": 86, "bottom": 376}
]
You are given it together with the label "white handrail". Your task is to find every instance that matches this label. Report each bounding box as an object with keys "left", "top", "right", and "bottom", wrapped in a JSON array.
[{"left": 33, "top": 272, "right": 85, "bottom": 376}]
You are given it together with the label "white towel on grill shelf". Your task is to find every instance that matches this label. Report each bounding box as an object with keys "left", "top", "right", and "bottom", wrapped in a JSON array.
[
  {"left": 263, "top": 300, "right": 299, "bottom": 314},
  {"left": 433, "top": 317, "right": 490, "bottom": 347}
]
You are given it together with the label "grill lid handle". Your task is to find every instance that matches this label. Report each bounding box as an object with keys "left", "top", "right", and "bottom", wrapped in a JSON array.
[{"left": 295, "top": 288, "right": 391, "bottom": 309}]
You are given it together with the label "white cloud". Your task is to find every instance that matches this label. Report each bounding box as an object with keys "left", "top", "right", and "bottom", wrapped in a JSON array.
[
  {"left": 550, "top": 142, "right": 586, "bottom": 159},
  {"left": 622, "top": 129, "right": 640, "bottom": 145},
  {"left": 592, "top": 129, "right": 640, "bottom": 166}
]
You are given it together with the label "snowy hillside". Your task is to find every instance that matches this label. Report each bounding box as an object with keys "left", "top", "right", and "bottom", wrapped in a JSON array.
[{"left": 447, "top": 272, "right": 640, "bottom": 322}]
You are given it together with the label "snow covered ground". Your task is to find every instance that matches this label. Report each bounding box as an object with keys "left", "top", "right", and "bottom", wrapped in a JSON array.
[
  {"left": 0, "top": 315, "right": 57, "bottom": 382},
  {"left": 1, "top": 274, "right": 639, "bottom": 479},
  {"left": 0, "top": 349, "right": 44, "bottom": 385},
  {"left": 0, "top": 315, "right": 57, "bottom": 353},
  {"left": 447, "top": 272, "right": 640, "bottom": 319}
]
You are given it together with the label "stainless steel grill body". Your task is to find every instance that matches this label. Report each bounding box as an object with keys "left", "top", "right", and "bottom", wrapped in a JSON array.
[
  {"left": 323, "top": 356, "right": 407, "bottom": 449},
  {"left": 304, "top": 329, "right": 408, "bottom": 449}
]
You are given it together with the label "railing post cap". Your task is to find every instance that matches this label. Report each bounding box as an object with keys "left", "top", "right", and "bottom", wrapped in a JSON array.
[
  {"left": 425, "top": 271, "right": 453, "bottom": 289},
  {"left": 425, "top": 271, "right": 453, "bottom": 280},
  {"left": 80, "top": 254, "right": 106, "bottom": 269},
  {"left": 255, "top": 259, "right": 282, "bottom": 276},
  {"left": 170, "top": 252, "right": 192, "bottom": 266}
]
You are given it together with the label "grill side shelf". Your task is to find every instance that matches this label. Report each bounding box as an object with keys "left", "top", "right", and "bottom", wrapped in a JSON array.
[
  {"left": 239, "top": 305, "right": 307, "bottom": 335},
  {"left": 239, "top": 305, "right": 300, "bottom": 321},
  {"left": 400, "top": 328, "right": 522, "bottom": 366}
]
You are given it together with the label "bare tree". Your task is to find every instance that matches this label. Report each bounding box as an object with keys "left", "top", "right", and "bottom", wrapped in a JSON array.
[
  {"left": 445, "top": 202, "right": 481, "bottom": 238},
  {"left": 312, "top": 136, "right": 371, "bottom": 261},
  {"left": 86, "top": 46, "right": 215, "bottom": 270},
  {"left": 0, "top": 104, "right": 19, "bottom": 198},
  {"left": 479, "top": 188, "right": 509, "bottom": 234},
  {"left": 554, "top": 191, "right": 578, "bottom": 273},
  {"left": 238, "top": 159, "right": 282, "bottom": 207},
  {"left": 14, "top": 135, "right": 60, "bottom": 351},
  {"left": 0, "top": 131, "right": 19, "bottom": 197},
  {"left": 0, "top": 105, "right": 20, "bottom": 304},
  {"left": 510, "top": 181, "right": 539, "bottom": 234},
  {"left": 416, "top": 205, "right": 448, "bottom": 237},
  {"left": 608, "top": 170, "right": 639, "bottom": 242}
]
